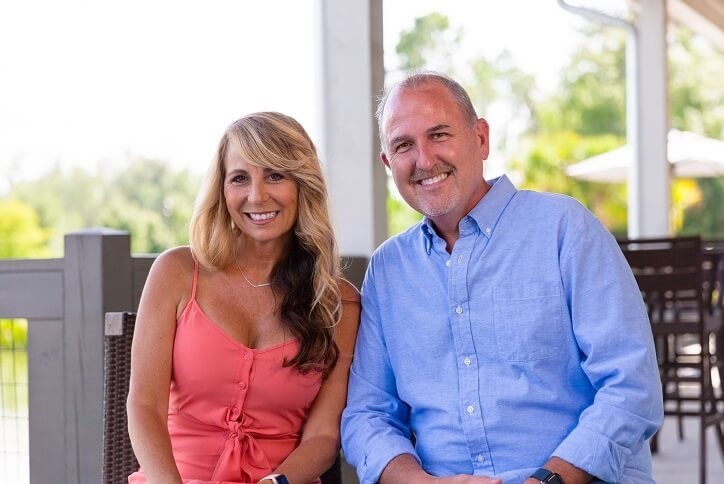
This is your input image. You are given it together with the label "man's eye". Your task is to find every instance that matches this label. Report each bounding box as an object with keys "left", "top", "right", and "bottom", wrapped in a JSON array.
[
  {"left": 431, "top": 132, "right": 447, "bottom": 139},
  {"left": 395, "top": 142, "right": 412, "bottom": 153}
]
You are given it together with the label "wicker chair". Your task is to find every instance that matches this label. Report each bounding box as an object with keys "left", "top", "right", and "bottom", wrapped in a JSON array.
[{"left": 102, "top": 311, "right": 343, "bottom": 484}]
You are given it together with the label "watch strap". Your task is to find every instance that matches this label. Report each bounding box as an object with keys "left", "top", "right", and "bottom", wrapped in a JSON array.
[
  {"left": 530, "top": 467, "right": 564, "bottom": 484},
  {"left": 261, "top": 474, "right": 290, "bottom": 484}
]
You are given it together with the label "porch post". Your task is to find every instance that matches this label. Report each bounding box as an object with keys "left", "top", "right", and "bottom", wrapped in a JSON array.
[
  {"left": 62, "top": 229, "right": 133, "bottom": 482},
  {"left": 318, "top": 0, "right": 387, "bottom": 257},
  {"left": 629, "top": 0, "right": 670, "bottom": 237}
]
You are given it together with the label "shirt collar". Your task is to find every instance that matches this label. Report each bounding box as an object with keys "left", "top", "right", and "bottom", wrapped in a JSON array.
[{"left": 420, "top": 175, "right": 517, "bottom": 254}]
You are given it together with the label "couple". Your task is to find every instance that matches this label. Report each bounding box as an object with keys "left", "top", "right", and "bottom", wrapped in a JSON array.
[{"left": 127, "top": 72, "right": 663, "bottom": 484}]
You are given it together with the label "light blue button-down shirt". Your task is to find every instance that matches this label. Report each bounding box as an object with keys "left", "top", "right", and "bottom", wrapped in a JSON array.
[{"left": 341, "top": 176, "right": 663, "bottom": 484}]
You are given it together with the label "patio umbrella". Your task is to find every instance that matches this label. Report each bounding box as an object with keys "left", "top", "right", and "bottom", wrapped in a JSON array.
[{"left": 564, "top": 129, "right": 724, "bottom": 182}]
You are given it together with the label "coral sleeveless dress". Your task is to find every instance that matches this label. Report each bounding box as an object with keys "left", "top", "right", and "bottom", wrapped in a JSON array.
[{"left": 129, "top": 262, "right": 323, "bottom": 484}]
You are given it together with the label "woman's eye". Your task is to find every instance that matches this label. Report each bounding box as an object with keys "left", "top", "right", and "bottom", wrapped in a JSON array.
[
  {"left": 268, "top": 172, "right": 285, "bottom": 181},
  {"left": 231, "top": 174, "right": 247, "bottom": 183}
]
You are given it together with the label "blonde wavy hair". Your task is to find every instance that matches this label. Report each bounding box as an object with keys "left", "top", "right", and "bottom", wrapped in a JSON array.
[{"left": 189, "top": 112, "right": 342, "bottom": 373}]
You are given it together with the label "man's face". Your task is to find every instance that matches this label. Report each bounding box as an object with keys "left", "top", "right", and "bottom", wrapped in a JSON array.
[{"left": 380, "top": 82, "right": 490, "bottom": 230}]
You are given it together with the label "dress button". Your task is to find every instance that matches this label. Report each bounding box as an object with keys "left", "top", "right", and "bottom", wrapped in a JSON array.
[
  {"left": 229, "top": 406, "right": 240, "bottom": 419},
  {"left": 455, "top": 305, "right": 463, "bottom": 315},
  {"left": 243, "top": 352, "right": 251, "bottom": 361},
  {"left": 466, "top": 405, "right": 474, "bottom": 414},
  {"left": 239, "top": 381, "right": 246, "bottom": 389},
  {"left": 464, "top": 356, "right": 471, "bottom": 366}
]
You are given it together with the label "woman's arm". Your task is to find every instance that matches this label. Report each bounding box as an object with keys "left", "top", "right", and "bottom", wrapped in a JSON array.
[
  {"left": 263, "top": 279, "right": 361, "bottom": 484},
  {"left": 127, "top": 248, "right": 193, "bottom": 484}
]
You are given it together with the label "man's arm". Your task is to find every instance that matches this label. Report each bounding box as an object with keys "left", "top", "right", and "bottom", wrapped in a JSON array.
[
  {"left": 546, "top": 210, "right": 663, "bottom": 482},
  {"left": 522, "top": 457, "right": 591, "bottom": 484},
  {"left": 341, "top": 267, "right": 419, "bottom": 484}
]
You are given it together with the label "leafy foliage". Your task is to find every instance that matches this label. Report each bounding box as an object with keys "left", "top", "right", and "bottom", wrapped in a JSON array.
[
  {"left": 7, "top": 158, "right": 201, "bottom": 255},
  {"left": 0, "top": 198, "right": 52, "bottom": 258}
]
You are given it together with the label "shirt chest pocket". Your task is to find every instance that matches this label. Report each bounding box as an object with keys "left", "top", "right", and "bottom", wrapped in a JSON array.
[{"left": 493, "top": 281, "right": 563, "bottom": 361}]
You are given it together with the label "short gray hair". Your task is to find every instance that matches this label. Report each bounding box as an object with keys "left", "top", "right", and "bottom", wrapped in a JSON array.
[{"left": 376, "top": 71, "right": 478, "bottom": 149}]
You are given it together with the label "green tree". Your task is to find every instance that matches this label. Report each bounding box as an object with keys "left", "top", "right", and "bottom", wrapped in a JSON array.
[
  {"left": 0, "top": 198, "right": 49, "bottom": 351},
  {"left": 0, "top": 198, "right": 52, "bottom": 258},
  {"left": 537, "top": 26, "right": 627, "bottom": 137},
  {"left": 396, "top": 13, "right": 460, "bottom": 72},
  {"left": 9, "top": 158, "right": 200, "bottom": 254}
]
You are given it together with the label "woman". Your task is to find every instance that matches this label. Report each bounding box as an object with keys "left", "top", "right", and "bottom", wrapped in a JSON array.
[{"left": 127, "top": 112, "right": 360, "bottom": 484}]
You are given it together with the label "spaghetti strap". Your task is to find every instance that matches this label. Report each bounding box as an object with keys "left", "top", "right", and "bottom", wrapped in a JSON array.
[{"left": 190, "top": 259, "right": 199, "bottom": 300}]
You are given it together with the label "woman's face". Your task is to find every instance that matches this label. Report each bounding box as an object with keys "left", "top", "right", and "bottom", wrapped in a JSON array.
[{"left": 223, "top": 148, "right": 299, "bottom": 247}]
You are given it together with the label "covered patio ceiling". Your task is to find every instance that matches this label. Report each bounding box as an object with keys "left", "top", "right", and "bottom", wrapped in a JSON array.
[{"left": 630, "top": 0, "right": 724, "bottom": 49}]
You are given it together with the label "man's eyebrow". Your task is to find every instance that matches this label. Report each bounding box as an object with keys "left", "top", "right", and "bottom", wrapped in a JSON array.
[
  {"left": 388, "top": 134, "right": 411, "bottom": 148},
  {"left": 389, "top": 124, "right": 452, "bottom": 147},
  {"left": 426, "top": 124, "right": 451, "bottom": 134}
]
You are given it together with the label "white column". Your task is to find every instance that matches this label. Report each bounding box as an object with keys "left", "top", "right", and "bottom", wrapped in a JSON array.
[
  {"left": 629, "top": 0, "right": 670, "bottom": 237},
  {"left": 317, "top": 0, "right": 387, "bottom": 257}
]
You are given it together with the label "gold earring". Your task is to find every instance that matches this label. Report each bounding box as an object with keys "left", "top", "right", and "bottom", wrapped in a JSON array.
[{"left": 231, "top": 220, "right": 236, "bottom": 231}]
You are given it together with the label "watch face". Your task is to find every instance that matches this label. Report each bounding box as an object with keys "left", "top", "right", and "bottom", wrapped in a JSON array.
[{"left": 531, "top": 468, "right": 563, "bottom": 483}]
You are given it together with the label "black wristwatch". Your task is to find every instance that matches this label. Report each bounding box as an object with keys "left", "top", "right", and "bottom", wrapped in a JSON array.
[{"left": 530, "top": 467, "right": 564, "bottom": 484}]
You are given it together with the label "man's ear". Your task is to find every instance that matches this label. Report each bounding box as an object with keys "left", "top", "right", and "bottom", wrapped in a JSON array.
[
  {"left": 476, "top": 118, "right": 490, "bottom": 160},
  {"left": 380, "top": 151, "right": 391, "bottom": 169}
]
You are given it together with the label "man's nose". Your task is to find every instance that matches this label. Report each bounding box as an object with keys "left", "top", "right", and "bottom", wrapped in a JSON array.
[{"left": 416, "top": 141, "right": 437, "bottom": 170}]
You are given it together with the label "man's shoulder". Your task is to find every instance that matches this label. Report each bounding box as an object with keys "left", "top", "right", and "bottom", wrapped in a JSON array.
[
  {"left": 515, "top": 189, "right": 588, "bottom": 212},
  {"left": 512, "top": 189, "right": 597, "bottom": 222}
]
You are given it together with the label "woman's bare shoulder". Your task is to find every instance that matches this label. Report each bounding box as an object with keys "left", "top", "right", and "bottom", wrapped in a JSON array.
[
  {"left": 338, "top": 278, "right": 361, "bottom": 304},
  {"left": 151, "top": 246, "right": 195, "bottom": 272}
]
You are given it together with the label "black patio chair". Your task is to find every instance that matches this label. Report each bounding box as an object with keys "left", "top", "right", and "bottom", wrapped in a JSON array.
[{"left": 617, "top": 236, "right": 724, "bottom": 484}]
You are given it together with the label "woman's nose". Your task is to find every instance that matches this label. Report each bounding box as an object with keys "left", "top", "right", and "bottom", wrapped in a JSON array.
[{"left": 247, "top": 179, "right": 268, "bottom": 202}]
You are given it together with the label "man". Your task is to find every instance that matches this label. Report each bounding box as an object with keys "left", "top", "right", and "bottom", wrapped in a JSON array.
[{"left": 341, "top": 72, "right": 663, "bottom": 484}]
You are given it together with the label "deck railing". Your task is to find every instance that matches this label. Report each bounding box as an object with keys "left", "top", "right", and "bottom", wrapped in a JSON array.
[{"left": 0, "top": 229, "right": 153, "bottom": 483}]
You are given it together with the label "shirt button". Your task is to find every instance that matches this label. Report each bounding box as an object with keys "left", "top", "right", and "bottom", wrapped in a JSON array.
[
  {"left": 458, "top": 255, "right": 463, "bottom": 263},
  {"left": 477, "top": 454, "right": 485, "bottom": 462},
  {"left": 466, "top": 405, "right": 474, "bottom": 414},
  {"left": 455, "top": 305, "right": 463, "bottom": 315},
  {"left": 485, "top": 227, "right": 492, "bottom": 235},
  {"left": 445, "top": 259, "right": 451, "bottom": 267},
  {"left": 464, "top": 356, "right": 471, "bottom": 366},
  {"left": 243, "top": 352, "right": 251, "bottom": 361},
  {"left": 239, "top": 381, "right": 246, "bottom": 389}
]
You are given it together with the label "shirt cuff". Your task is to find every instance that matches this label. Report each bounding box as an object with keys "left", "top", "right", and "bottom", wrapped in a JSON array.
[
  {"left": 552, "top": 425, "right": 630, "bottom": 483},
  {"left": 358, "top": 434, "right": 419, "bottom": 484}
]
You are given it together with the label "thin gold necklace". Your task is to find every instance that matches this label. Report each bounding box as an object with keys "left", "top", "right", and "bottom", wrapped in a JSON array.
[{"left": 234, "top": 256, "right": 272, "bottom": 288}]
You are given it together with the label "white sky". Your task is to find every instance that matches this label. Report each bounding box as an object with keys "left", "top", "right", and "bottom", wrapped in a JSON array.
[{"left": 0, "top": 0, "right": 600, "bottom": 189}]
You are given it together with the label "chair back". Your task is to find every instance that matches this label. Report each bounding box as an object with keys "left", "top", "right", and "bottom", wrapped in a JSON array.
[
  {"left": 103, "top": 312, "right": 139, "bottom": 483},
  {"left": 617, "top": 236, "right": 704, "bottom": 336}
]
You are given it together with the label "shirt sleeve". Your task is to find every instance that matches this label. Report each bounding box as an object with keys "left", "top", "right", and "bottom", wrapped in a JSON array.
[
  {"left": 552, "top": 208, "right": 664, "bottom": 482},
  {"left": 341, "top": 260, "right": 420, "bottom": 484}
]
